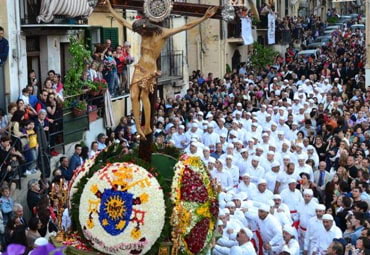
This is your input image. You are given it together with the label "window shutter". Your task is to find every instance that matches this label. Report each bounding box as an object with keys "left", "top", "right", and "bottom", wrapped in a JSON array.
[{"left": 101, "top": 27, "right": 119, "bottom": 48}]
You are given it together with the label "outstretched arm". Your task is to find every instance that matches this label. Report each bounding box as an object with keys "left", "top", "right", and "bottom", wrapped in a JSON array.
[
  {"left": 162, "top": 6, "right": 218, "bottom": 38},
  {"left": 105, "top": 0, "right": 133, "bottom": 30}
]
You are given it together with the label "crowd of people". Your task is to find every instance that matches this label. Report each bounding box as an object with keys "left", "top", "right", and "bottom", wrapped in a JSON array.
[{"left": 0, "top": 6, "right": 369, "bottom": 255}]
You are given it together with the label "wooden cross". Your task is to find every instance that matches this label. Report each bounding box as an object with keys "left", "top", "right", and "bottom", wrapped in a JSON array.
[{"left": 106, "top": 0, "right": 224, "bottom": 19}]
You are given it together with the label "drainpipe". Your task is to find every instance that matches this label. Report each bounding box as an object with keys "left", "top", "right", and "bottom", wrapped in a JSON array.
[{"left": 13, "top": 0, "right": 22, "bottom": 98}]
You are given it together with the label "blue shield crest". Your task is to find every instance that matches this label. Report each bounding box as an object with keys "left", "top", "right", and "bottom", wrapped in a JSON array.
[{"left": 99, "top": 189, "right": 133, "bottom": 236}]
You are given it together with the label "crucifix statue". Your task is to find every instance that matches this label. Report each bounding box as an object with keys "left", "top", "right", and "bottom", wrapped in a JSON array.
[{"left": 105, "top": 0, "right": 217, "bottom": 140}]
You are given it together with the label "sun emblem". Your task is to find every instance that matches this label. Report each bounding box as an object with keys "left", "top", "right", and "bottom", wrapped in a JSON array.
[{"left": 104, "top": 195, "right": 125, "bottom": 220}]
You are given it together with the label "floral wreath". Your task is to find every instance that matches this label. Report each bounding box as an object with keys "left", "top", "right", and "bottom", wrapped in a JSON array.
[
  {"left": 68, "top": 154, "right": 98, "bottom": 200},
  {"left": 78, "top": 162, "right": 166, "bottom": 255},
  {"left": 170, "top": 155, "right": 219, "bottom": 255}
]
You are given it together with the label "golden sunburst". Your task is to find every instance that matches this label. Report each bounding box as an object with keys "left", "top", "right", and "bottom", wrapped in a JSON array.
[{"left": 104, "top": 195, "right": 125, "bottom": 220}]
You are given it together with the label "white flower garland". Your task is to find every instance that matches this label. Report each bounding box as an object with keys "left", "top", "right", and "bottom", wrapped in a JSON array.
[
  {"left": 78, "top": 162, "right": 165, "bottom": 255},
  {"left": 68, "top": 154, "right": 97, "bottom": 200}
]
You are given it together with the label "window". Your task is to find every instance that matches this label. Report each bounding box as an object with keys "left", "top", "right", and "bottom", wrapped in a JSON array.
[{"left": 100, "top": 27, "right": 119, "bottom": 48}]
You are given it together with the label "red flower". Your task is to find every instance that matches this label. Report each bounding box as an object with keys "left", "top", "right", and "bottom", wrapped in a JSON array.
[
  {"left": 184, "top": 218, "right": 210, "bottom": 253},
  {"left": 180, "top": 168, "right": 208, "bottom": 203}
]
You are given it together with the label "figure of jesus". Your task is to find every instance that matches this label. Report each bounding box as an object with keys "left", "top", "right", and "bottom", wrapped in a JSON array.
[{"left": 106, "top": 0, "right": 218, "bottom": 139}]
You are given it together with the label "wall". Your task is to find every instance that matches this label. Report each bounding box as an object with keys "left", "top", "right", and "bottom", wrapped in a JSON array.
[
  {"left": 0, "top": 0, "right": 28, "bottom": 103},
  {"left": 88, "top": 10, "right": 125, "bottom": 46}
]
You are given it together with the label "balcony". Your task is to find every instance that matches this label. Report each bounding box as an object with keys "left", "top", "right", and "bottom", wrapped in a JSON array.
[
  {"left": 227, "top": 19, "right": 291, "bottom": 46},
  {"left": 158, "top": 50, "right": 184, "bottom": 85},
  {"left": 20, "top": 0, "right": 89, "bottom": 26}
]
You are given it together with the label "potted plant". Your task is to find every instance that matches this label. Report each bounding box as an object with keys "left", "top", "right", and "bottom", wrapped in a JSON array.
[
  {"left": 89, "top": 78, "right": 108, "bottom": 97},
  {"left": 72, "top": 100, "right": 87, "bottom": 117}
]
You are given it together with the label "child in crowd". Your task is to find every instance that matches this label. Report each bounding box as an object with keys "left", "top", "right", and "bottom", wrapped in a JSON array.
[
  {"left": 23, "top": 120, "right": 38, "bottom": 175},
  {"left": 0, "top": 186, "right": 14, "bottom": 225}
]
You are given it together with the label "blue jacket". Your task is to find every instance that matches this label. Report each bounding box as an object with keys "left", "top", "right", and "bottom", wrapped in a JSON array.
[
  {"left": 0, "top": 37, "right": 9, "bottom": 64},
  {"left": 69, "top": 153, "right": 81, "bottom": 172}
]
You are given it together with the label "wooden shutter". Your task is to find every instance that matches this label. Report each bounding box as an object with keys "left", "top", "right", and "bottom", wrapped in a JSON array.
[{"left": 101, "top": 27, "right": 119, "bottom": 48}]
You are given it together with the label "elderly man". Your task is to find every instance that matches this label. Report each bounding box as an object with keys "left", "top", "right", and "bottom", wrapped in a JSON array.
[
  {"left": 27, "top": 179, "right": 41, "bottom": 215},
  {"left": 202, "top": 123, "right": 220, "bottom": 148},
  {"left": 211, "top": 159, "right": 233, "bottom": 192},
  {"left": 280, "top": 179, "right": 303, "bottom": 224},
  {"left": 304, "top": 204, "right": 326, "bottom": 255},
  {"left": 313, "top": 214, "right": 343, "bottom": 254},
  {"left": 224, "top": 155, "right": 240, "bottom": 187},
  {"left": 298, "top": 189, "right": 318, "bottom": 246},
  {"left": 279, "top": 225, "right": 299, "bottom": 255},
  {"left": 251, "top": 179, "right": 273, "bottom": 204},
  {"left": 271, "top": 194, "right": 292, "bottom": 226},
  {"left": 247, "top": 156, "right": 265, "bottom": 184},
  {"left": 246, "top": 203, "right": 283, "bottom": 254},
  {"left": 13, "top": 203, "right": 26, "bottom": 226},
  {"left": 236, "top": 173, "right": 257, "bottom": 197}
]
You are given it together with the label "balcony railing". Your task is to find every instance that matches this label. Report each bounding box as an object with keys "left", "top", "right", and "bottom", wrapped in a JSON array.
[{"left": 159, "top": 50, "right": 184, "bottom": 80}]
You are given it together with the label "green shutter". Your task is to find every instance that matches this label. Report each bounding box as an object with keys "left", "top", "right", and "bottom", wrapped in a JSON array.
[{"left": 101, "top": 27, "right": 119, "bottom": 48}]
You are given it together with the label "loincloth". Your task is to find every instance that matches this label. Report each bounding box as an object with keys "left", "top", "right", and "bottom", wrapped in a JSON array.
[{"left": 131, "top": 64, "right": 160, "bottom": 93}]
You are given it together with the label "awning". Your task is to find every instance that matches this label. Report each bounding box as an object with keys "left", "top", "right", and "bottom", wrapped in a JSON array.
[{"left": 332, "top": 0, "right": 355, "bottom": 2}]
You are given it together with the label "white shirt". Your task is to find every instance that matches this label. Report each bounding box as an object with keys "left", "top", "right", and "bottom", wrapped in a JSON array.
[
  {"left": 264, "top": 170, "right": 280, "bottom": 192},
  {"left": 304, "top": 216, "right": 323, "bottom": 253},
  {"left": 246, "top": 213, "right": 283, "bottom": 250},
  {"left": 236, "top": 182, "right": 257, "bottom": 197},
  {"left": 280, "top": 188, "right": 303, "bottom": 220},
  {"left": 225, "top": 164, "right": 240, "bottom": 186},
  {"left": 202, "top": 131, "right": 220, "bottom": 147},
  {"left": 172, "top": 132, "right": 188, "bottom": 149},
  {"left": 314, "top": 224, "right": 342, "bottom": 254},
  {"left": 211, "top": 169, "right": 233, "bottom": 191},
  {"left": 250, "top": 189, "right": 273, "bottom": 204},
  {"left": 298, "top": 199, "right": 318, "bottom": 230},
  {"left": 246, "top": 165, "right": 265, "bottom": 184},
  {"left": 279, "top": 239, "right": 300, "bottom": 255}
]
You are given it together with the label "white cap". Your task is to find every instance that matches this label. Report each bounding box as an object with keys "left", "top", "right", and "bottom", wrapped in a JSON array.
[
  {"left": 226, "top": 155, "right": 233, "bottom": 160},
  {"left": 252, "top": 156, "right": 260, "bottom": 161},
  {"left": 303, "top": 189, "right": 313, "bottom": 196},
  {"left": 273, "top": 194, "right": 282, "bottom": 200},
  {"left": 259, "top": 203, "right": 270, "bottom": 212},
  {"left": 203, "top": 146, "right": 210, "bottom": 151},
  {"left": 258, "top": 179, "right": 267, "bottom": 185},
  {"left": 316, "top": 204, "right": 326, "bottom": 211},
  {"left": 262, "top": 133, "right": 269, "bottom": 137},
  {"left": 267, "top": 151, "right": 275, "bottom": 156},
  {"left": 283, "top": 224, "right": 297, "bottom": 237},
  {"left": 179, "top": 125, "right": 185, "bottom": 129},
  {"left": 240, "top": 148, "right": 248, "bottom": 153},
  {"left": 34, "top": 237, "right": 49, "bottom": 247},
  {"left": 237, "top": 102, "right": 242, "bottom": 107},
  {"left": 322, "top": 214, "right": 334, "bottom": 221},
  {"left": 272, "top": 162, "right": 280, "bottom": 168},
  {"left": 227, "top": 143, "right": 234, "bottom": 149},
  {"left": 208, "top": 157, "right": 216, "bottom": 164},
  {"left": 238, "top": 192, "right": 248, "bottom": 201},
  {"left": 197, "top": 111, "right": 204, "bottom": 116},
  {"left": 192, "top": 123, "right": 198, "bottom": 128},
  {"left": 242, "top": 173, "right": 250, "bottom": 178},
  {"left": 288, "top": 178, "right": 297, "bottom": 184},
  {"left": 206, "top": 112, "right": 213, "bottom": 118},
  {"left": 298, "top": 154, "right": 306, "bottom": 160},
  {"left": 240, "top": 227, "right": 254, "bottom": 239},
  {"left": 226, "top": 201, "right": 235, "bottom": 208}
]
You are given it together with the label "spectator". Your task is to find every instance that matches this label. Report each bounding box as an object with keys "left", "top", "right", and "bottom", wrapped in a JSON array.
[
  {"left": 0, "top": 27, "right": 9, "bottom": 65},
  {"left": 58, "top": 157, "right": 72, "bottom": 181},
  {"left": 12, "top": 203, "right": 26, "bottom": 227},
  {"left": 97, "top": 133, "right": 107, "bottom": 151},
  {"left": 27, "top": 179, "right": 41, "bottom": 215},
  {"left": 26, "top": 217, "right": 41, "bottom": 249},
  {"left": 0, "top": 186, "right": 13, "bottom": 226},
  {"left": 68, "top": 144, "right": 82, "bottom": 173},
  {"left": 88, "top": 141, "right": 99, "bottom": 159}
]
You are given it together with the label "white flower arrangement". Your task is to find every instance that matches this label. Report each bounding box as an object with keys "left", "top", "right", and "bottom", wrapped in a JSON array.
[
  {"left": 68, "top": 154, "right": 97, "bottom": 200},
  {"left": 78, "top": 162, "right": 165, "bottom": 255}
]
